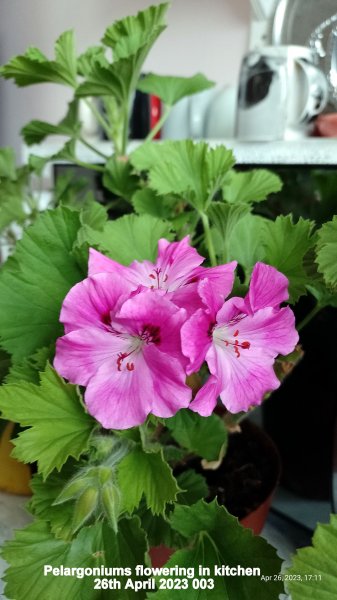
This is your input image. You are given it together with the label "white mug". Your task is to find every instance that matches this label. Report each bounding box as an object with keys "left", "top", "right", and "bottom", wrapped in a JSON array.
[
  {"left": 162, "top": 89, "right": 215, "bottom": 139},
  {"left": 235, "top": 45, "right": 329, "bottom": 141}
]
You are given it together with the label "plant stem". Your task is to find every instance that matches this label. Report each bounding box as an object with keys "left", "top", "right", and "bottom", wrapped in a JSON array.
[
  {"left": 72, "top": 158, "right": 105, "bottom": 173},
  {"left": 84, "top": 98, "right": 112, "bottom": 140},
  {"left": 297, "top": 304, "right": 321, "bottom": 332},
  {"left": 144, "top": 105, "right": 172, "bottom": 143},
  {"left": 200, "top": 211, "right": 217, "bottom": 266},
  {"left": 78, "top": 136, "right": 109, "bottom": 160},
  {"left": 120, "top": 104, "right": 130, "bottom": 156}
]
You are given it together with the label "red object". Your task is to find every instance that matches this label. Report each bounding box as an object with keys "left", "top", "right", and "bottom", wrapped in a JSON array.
[
  {"left": 239, "top": 490, "right": 274, "bottom": 535},
  {"left": 149, "top": 95, "right": 162, "bottom": 139},
  {"left": 149, "top": 545, "right": 175, "bottom": 568},
  {"left": 314, "top": 113, "right": 337, "bottom": 137}
]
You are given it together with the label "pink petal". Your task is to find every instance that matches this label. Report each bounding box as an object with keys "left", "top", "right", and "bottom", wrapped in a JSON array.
[
  {"left": 54, "top": 327, "right": 130, "bottom": 386},
  {"left": 144, "top": 346, "right": 191, "bottom": 418},
  {"left": 216, "top": 306, "right": 298, "bottom": 359},
  {"left": 197, "top": 278, "right": 224, "bottom": 318},
  {"left": 189, "top": 375, "right": 221, "bottom": 416},
  {"left": 194, "top": 262, "right": 237, "bottom": 310},
  {"left": 84, "top": 354, "right": 153, "bottom": 429},
  {"left": 245, "top": 262, "right": 289, "bottom": 313},
  {"left": 170, "top": 283, "right": 204, "bottom": 318},
  {"left": 156, "top": 236, "right": 204, "bottom": 291},
  {"left": 181, "top": 308, "right": 212, "bottom": 374},
  {"left": 88, "top": 248, "right": 119, "bottom": 276},
  {"left": 211, "top": 344, "right": 281, "bottom": 413},
  {"left": 60, "top": 272, "right": 134, "bottom": 334},
  {"left": 115, "top": 290, "right": 187, "bottom": 361},
  {"left": 215, "top": 296, "right": 243, "bottom": 326},
  {"left": 207, "top": 305, "right": 298, "bottom": 413}
]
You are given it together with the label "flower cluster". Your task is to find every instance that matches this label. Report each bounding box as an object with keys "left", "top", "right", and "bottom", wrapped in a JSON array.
[{"left": 54, "top": 237, "right": 298, "bottom": 429}]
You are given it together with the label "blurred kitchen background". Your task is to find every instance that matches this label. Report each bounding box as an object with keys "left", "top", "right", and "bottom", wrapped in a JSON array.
[{"left": 0, "top": 0, "right": 249, "bottom": 154}]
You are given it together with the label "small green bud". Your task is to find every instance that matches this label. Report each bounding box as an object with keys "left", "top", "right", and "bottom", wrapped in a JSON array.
[
  {"left": 53, "top": 477, "right": 88, "bottom": 505},
  {"left": 101, "top": 483, "right": 121, "bottom": 533},
  {"left": 72, "top": 487, "right": 99, "bottom": 533},
  {"left": 98, "top": 466, "right": 113, "bottom": 486}
]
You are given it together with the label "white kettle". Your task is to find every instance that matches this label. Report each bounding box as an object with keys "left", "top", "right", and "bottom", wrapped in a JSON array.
[{"left": 235, "top": 45, "right": 329, "bottom": 141}]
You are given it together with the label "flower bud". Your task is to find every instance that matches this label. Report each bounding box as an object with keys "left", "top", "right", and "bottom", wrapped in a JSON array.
[
  {"left": 72, "top": 487, "right": 99, "bottom": 533},
  {"left": 101, "top": 482, "right": 121, "bottom": 533},
  {"left": 53, "top": 477, "right": 88, "bottom": 505}
]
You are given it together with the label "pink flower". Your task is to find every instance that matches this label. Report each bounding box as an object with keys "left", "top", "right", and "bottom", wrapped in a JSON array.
[
  {"left": 89, "top": 237, "right": 237, "bottom": 316},
  {"left": 54, "top": 272, "right": 191, "bottom": 429},
  {"left": 182, "top": 263, "right": 299, "bottom": 415}
]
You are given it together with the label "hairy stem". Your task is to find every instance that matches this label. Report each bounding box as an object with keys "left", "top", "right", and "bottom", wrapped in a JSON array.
[
  {"left": 84, "top": 98, "right": 112, "bottom": 140},
  {"left": 72, "top": 158, "right": 105, "bottom": 173},
  {"left": 78, "top": 136, "right": 109, "bottom": 160}
]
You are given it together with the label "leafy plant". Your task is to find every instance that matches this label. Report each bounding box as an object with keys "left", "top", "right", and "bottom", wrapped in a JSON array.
[{"left": 0, "top": 4, "right": 336, "bottom": 600}]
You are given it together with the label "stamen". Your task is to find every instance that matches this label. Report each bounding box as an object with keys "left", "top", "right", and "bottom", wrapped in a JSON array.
[
  {"left": 117, "top": 352, "right": 128, "bottom": 372},
  {"left": 117, "top": 351, "right": 135, "bottom": 372},
  {"left": 147, "top": 267, "right": 168, "bottom": 289},
  {"left": 218, "top": 327, "right": 251, "bottom": 359}
]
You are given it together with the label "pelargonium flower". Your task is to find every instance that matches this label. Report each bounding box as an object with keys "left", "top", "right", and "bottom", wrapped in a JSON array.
[
  {"left": 182, "top": 262, "right": 299, "bottom": 415},
  {"left": 89, "top": 236, "right": 237, "bottom": 315},
  {"left": 54, "top": 272, "right": 191, "bottom": 429}
]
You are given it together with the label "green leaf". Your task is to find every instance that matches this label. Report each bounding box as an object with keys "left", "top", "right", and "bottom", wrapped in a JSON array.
[
  {"left": 137, "top": 73, "right": 214, "bottom": 106},
  {"left": 0, "top": 206, "right": 83, "bottom": 359},
  {"left": 151, "top": 500, "right": 283, "bottom": 600},
  {"left": 75, "top": 57, "right": 134, "bottom": 100},
  {"left": 76, "top": 4, "right": 167, "bottom": 103},
  {"left": 130, "top": 141, "right": 235, "bottom": 211},
  {"left": 21, "top": 100, "right": 79, "bottom": 145},
  {"left": 102, "top": 3, "right": 168, "bottom": 60},
  {"left": 80, "top": 199, "right": 107, "bottom": 231},
  {"left": 0, "top": 365, "right": 95, "bottom": 478},
  {"left": 0, "top": 147, "right": 17, "bottom": 180},
  {"left": 0, "top": 167, "right": 30, "bottom": 231},
  {"left": 28, "top": 465, "right": 77, "bottom": 540},
  {"left": 222, "top": 169, "right": 282, "bottom": 204},
  {"left": 226, "top": 213, "right": 267, "bottom": 273},
  {"left": 5, "top": 345, "right": 53, "bottom": 385},
  {"left": 54, "top": 30, "right": 77, "bottom": 86},
  {"left": 2, "top": 518, "right": 147, "bottom": 600},
  {"left": 286, "top": 514, "right": 337, "bottom": 600},
  {"left": 176, "top": 470, "right": 208, "bottom": 505},
  {"left": 131, "top": 188, "right": 173, "bottom": 219},
  {"left": 0, "top": 31, "right": 77, "bottom": 87},
  {"left": 166, "top": 409, "right": 228, "bottom": 462},
  {"left": 316, "top": 216, "right": 337, "bottom": 289},
  {"left": 263, "top": 215, "right": 315, "bottom": 303},
  {"left": 103, "top": 155, "right": 139, "bottom": 200},
  {"left": 77, "top": 46, "right": 109, "bottom": 77},
  {"left": 117, "top": 447, "right": 180, "bottom": 515},
  {"left": 79, "top": 213, "right": 173, "bottom": 264},
  {"left": 0, "top": 348, "right": 11, "bottom": 383},
  {"left": 139, "top": 510, "right": 174, "bottom": 548},
  {"left": 208, "top": 202, "right": 251, "bottom": 261}
]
